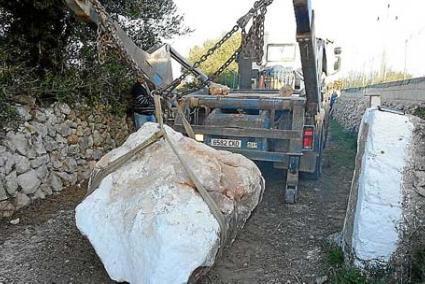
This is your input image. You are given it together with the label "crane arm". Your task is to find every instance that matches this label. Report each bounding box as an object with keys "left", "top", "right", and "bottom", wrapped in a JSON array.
[
  {"left": 293, "top": 0, "right": 324, "bottom": 116},
  {"left": 65, "top": 0, "right": 209, "bottom": 90}
]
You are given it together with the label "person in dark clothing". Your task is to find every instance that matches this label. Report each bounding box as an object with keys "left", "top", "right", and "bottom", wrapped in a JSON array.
[
  {"left": 132, "top": 79, "right": 156, "bottom": 129},
  {"left": 329, "top": 90, "right": 338, "bottom": 116}
]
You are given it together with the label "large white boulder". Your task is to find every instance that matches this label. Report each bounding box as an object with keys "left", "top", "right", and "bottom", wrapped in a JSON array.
[
  {"left": 342, "top": 108, "right": 425, "bottom": 276},
  {"left": 76, "top": 123, "right": 264, "bottom": 283}
]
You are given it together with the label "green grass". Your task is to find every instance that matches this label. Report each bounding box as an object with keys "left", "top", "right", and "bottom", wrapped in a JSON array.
[
  {"left": 328, "top": 247, "right": 345, "bottom": 267},
  {"left": 326, "top": 247, "right": 372, "bottom": 284},
  {"left": 332, "top": 268, "right": 371, "bottom": 284},
  {"left": 328, "top": 119, "right": 357, "bottom": 151},
  {"left": 414, "top": 107, "right": 425, "bottom": 120},
  {"left": 323, "top": 120, "right": 357, "bottom": 171},
  {"left": 412, "top": 248, "right": 425, "bottom": 283}
]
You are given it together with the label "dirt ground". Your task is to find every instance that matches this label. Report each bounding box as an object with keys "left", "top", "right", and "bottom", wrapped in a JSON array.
[{"left": 0, "top": 121, "right": 357, "bottom": 284}]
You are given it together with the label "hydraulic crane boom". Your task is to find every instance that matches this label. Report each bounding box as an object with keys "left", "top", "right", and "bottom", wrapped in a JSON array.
[
  {"left": 293, "top": 0, "right": 326, "bottom": 117},
  {"left": 65, "top": 0, "right": 209, "bottom": 90}
]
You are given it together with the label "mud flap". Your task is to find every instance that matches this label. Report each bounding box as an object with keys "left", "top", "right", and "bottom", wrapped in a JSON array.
[{"left": 285, "top": 155, "right": 300, "bottom": 204}]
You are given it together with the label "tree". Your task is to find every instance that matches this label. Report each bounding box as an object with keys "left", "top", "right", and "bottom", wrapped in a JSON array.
[
  {"left": 0, "top": 0, "right": 192, "bottom": 122},
  {"left": 331, "top": 69, "right": 413, "bottom": 90},
  {"left": 0, "top": 0, "right": 191, "bottom": 72},
  {"left": 110, "top": 0, "right": 192, "bottom": 50},
  {"left": 187, "top": 33, "right": 242, "bottom": 87},
  {"left": 0, "top": 0, "right": 75, "bottom": 72}
]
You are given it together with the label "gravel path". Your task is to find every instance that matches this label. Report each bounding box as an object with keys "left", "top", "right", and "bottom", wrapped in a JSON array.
[{"left": 0, "top": 121, "right": 356, "bottom": 283}]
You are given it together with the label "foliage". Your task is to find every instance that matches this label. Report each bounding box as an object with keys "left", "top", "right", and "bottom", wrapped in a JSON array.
[
  {"left": 0, "top": 0, "right": 191, "bottom": 71},
  {"left": 413, "top": 107, "right": 425, "bottom": 120},
  {"left": 332, "top": 268, "right": 371, "bottom": 284},
  {"left": 327, "top": 120, "right": 357, "bottom": 169},
  {"left": 326, "top": 247, "right": 371, "bottom": 284},
  {"left": 187, "top": 33, "right": 242, "bottom": 87},
  {"left": 412, "top": 247, "right": 425, "bottom": 283},
  {"left": 0, "top": 0, "right": 191, "bottom": 118},
  {"left": 0, "top": 91, "right": 19, "bottom": 130},
  {"left": 329, "top": 70, "right": 413, "bottom": 90},
  {"left": 0, "top": 0, "right": 75, "bottom": 73},
  {"left": 328, "top": 247, "right": 345, "bottom": 266},
  {"left": 1, "top": 48, "right": 133, "bottom": 117},
  {"left": 112, "top": 0, "right": 192, "bottom": 50}
]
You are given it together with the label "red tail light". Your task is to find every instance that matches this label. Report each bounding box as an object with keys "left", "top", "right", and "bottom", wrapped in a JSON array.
[{"left": 303, "top": 127, "right": 314, "bottom": 149}]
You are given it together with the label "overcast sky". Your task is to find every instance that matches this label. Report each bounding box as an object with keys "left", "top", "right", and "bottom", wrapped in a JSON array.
[{"left": 167, "top": 0, "right": 425, "bottom": 77}]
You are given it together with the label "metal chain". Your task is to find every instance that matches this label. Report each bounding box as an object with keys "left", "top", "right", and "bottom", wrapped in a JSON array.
[
  {"left": 90, "top": 0, "right": 151, "bottom": 82},
  {"left": 89, "top": 0, "right": 273, "bottom": 99},
  {"left": 158, "top": 0, "right": 274, "bottom": 98},
  {"left": 152, "top": 24, "right": 241, "bottom": 98}
]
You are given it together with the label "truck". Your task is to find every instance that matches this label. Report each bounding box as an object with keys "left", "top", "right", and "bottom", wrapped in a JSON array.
[
  {"left": 66, "top": 0, "right": 341, "bottom": 203},
  {"left": 174, "top": 1, "right": 341, "bottom": 203}
]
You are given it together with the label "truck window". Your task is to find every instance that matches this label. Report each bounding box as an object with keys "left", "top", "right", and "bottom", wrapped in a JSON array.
[{"left": 266, "top": 44, "right": 296, "bottom": 63}]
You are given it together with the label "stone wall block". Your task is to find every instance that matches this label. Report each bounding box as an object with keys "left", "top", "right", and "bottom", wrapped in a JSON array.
[
  {"left": 35, "top": 110, "right": 47, "bottom": 123},
  {"left": 17, "top": 170, "right": 41, "bottom": 195},
  {"left": 63, "top": 158, "right": 78, "bottom": 173},
  {"left": 5, "top": 171, "right": 18, "bottom": 196},
  {"left": 31, "top": 122, "right": 48, "bottom": 138},
  {"left": 31, "top": 155, "right": 49, "bottom": 169},
  {"left": 14, "top": 154, "right": 31, "bottom": 174},
  {"left": 15, "top": 192, "right": 31, "bottom": 210},
  {"left": 6, "top": 132, "right": 28, "bottom": 155},
  {"left": 0, "top": 201, "right": 15, "bottom": 218},
  {"left": 50, "top": 173, "right": 63, "bottom": 192},
  {"left": 40, "top": 184, "right": 53, "bottom": 196},
  {"left": 0, "top": 182, "right": 8, "bottom": 201},
  {"left": 0, "top": 101, "right": 132, "bottom": 217},
  {"left": 35, "top": 164, "right": 49, "bottom": 181}
]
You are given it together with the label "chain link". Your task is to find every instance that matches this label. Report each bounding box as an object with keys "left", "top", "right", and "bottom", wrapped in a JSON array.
[
  {"left": 159, "top": 0, "right": 274, "bottom": 98},
  {"left": 89, "top": 0, "right": 273, "bottom": 100}
]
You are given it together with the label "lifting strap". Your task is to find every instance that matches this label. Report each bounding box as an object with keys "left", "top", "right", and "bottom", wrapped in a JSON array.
[
  {"left": 154, "top": 95, "right": 227, "bottom": 244},
  {"left": 87, "top": 96, "right": 227, "bottom": 246},
  {"left": 87, "top": 130, "right": 164, "bottom": 195},
  {"left": 176, "top": 102, "right": 196, "bottom": 139}
]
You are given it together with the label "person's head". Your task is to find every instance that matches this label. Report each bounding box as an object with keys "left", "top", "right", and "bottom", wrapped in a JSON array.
[
  {"left": 136, "top": 77, "right": 156, "bottom": 91},
  {"left": 137, "top": 77, "right": 145, "bottom": 85}
]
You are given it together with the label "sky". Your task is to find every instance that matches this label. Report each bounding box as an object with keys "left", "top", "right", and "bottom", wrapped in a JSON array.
[{"left": 166, "top": 0, "right": 425, "bottom": 78}]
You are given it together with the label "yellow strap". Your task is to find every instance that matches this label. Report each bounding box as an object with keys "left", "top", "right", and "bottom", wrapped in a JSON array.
[
  {"left": 88, "top": 130, "right": 164, "bottom": 195},
  {"left": 154, "top": 95, "right": 227, "bottom": 243},
  {"left": 176, "top": 103, "right": 196, "bottom": 140}
]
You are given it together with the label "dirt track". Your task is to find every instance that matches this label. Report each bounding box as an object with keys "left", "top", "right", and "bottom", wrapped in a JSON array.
[{"left": 0, "top": 121, "right": 356, "bottom": 283}]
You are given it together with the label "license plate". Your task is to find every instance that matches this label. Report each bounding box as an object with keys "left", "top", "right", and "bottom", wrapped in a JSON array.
[{"left": 210, "top": 138, "right": 242, "bottom": 148}]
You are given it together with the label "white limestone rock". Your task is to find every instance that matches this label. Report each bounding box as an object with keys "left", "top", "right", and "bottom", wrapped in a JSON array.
[
  {"left": 342, "top": 108, "right": 425, "bottom": 274},
  {"left": 76, "top": 123, "right": 264, "bottom": 284}
]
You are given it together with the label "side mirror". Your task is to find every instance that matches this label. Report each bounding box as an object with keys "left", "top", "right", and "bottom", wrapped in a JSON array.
[
  {"left": 334, "top": 47, "right": 342, "bottom": 55},
  {"left": 334, "top": 56, "right": 342, "bottom": 72}
]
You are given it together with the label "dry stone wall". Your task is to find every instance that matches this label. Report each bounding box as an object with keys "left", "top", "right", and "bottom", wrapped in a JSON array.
[
  {"left": 0, "top": 102, "right": 133, "bottom": 218},
  {"left": 333, "top": 77, "right": 425, "bottom": 133}
]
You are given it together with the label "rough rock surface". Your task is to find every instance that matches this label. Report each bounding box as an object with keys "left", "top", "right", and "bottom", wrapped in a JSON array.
[
  {"left": 75, "top": 123, "right": 264, "bottom": 284},
  {"left": 0, "top": 102, "right": 133, "bottom": 218},
  {"left": 342, "top": 108, "right": 425, "bottom": 279},
  {"left": 333, "top": 78, "right": 425, "bottom": 133}
]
